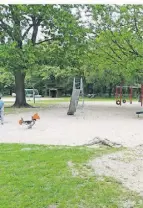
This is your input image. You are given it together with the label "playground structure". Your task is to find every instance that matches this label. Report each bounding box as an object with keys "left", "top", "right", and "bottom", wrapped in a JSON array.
[
  {"left": 115, "top": 84, "right": 143, "bottom": 106},
  {"left": 67, "top": 77, "right": 84, "bottom": 115}
]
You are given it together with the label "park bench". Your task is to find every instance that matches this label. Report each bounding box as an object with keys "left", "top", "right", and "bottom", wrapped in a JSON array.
[{"left": 136, "top": 111, "right": 143, "bottom": 117}]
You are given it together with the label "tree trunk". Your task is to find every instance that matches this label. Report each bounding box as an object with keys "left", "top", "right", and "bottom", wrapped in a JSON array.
[
  {"left": 44, "top": 83, "right": 48, "bottom": 96},
  {"left": 9, "top": 88, "right": 12, "bottom": 96},
  {"left": 108, "top": 83, "right": 113, "bottom": 98},
  {"left": 13, "top": 71, "right": 30, "bottom": 107}
]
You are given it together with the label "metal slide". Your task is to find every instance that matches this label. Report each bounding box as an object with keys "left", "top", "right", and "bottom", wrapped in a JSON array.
[
  {"left": 67, "top": 77, "right": 84, "bottom": 115},
  {"left": 67, "top": 89, "right": 81, "bottom": 115}
]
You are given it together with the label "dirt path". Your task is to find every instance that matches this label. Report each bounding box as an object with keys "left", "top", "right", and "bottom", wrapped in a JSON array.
[
  {"left": 90, "top": 145, "right": 143, "bottom": 197},
  {"left": 0, "top": 101, "right": 143, "bottom": 147}
]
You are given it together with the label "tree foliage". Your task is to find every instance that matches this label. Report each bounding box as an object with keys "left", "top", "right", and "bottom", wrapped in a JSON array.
[
  {"left": 0, "top": 4, "right": 87, "bottom": 106},
  {"left": 1, "top": 4, "right": 143, "bottom": 101}
]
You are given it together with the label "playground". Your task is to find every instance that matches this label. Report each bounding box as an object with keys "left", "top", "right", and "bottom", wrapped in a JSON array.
[
  {"left": 1, "top": 100, "right": 143, "bottom": 148},
  {"left": 2, "top": 4, "right": 143, "bottom": 207}
]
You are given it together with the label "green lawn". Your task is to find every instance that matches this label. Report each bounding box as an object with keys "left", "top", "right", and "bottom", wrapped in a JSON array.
[
  {"left": 4, "top": 99, "right": 68, "bottom": 114},
  {"left": 0, "top": 144, "right": 142, "bottom": 208}
]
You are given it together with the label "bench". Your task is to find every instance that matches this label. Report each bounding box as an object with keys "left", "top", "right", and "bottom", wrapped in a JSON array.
[{"left": 136, "top": 111, "right": 143, "bottom": 117}]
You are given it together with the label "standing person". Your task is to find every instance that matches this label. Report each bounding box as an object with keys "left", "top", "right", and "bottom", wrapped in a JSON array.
[{"left": 0, "top": 97, "right": 4, "bottom": 125}]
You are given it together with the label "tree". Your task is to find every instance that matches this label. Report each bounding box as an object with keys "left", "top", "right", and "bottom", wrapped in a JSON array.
[
  {"left": 0, "top": 4, "right": 86, "bottom": 107},
  {"left": 86, "top": 5, "right": 143, "bottom": 84}
]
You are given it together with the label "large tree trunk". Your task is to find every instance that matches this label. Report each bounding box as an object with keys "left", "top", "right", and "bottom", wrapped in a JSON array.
[{"left": 13, "top": 71, "right": 30, "bottom": 107}]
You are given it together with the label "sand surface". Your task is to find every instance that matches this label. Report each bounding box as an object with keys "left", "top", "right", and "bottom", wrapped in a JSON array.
[
  {"left": 0, "top": 101, "right": 143, "bottom": 147},
  {"left": 90, "top": 145, "right": 143, "bottom": 197}
]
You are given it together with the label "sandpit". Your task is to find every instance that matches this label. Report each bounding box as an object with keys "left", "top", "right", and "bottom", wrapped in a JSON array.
[{"left": 0, "top": 101, "right": 143, "bottom": 147}]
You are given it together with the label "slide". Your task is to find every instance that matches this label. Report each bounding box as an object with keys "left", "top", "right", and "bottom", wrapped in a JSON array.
[{"left": 67, "top": 89, "right": 81, "bottom": 115}]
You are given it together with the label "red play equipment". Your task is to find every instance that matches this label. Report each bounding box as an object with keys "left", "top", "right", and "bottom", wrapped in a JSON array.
[{"left": 115, "top": 84, "right": 143, "bottom": 106}]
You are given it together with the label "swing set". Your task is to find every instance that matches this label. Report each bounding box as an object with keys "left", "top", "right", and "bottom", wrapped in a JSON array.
[{"left": 115, "top": 84, "right": 143, "bottom": 106}]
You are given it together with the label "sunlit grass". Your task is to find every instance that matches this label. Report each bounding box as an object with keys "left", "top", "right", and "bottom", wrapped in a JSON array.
[{"left": 0, "top": 144, "right": 142, "bottom": 208}]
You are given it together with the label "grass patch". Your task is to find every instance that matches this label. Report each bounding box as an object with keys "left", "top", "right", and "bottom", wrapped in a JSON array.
[
  {"left": 4, "top": 99, "right": 68, "bottom": 115},
  {"left": 0, "top": 144, "right": 142, "bottom": 208}
]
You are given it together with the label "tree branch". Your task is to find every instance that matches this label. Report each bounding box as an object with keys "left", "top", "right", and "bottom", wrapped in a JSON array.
[
  {"left": 35, "top": 38, "right": 53, "bottom": 45},
  {"left": 22, "top": 24, "right": 33, "bottom": 39},
  {"left": 125, "top": 39, "right": 142, "bottom": 57},
  {"left": 108, "top": 44, "right": 122, "bottom": 60},
  {"left": 111, "top": 39, "right": 128, "bottom": 56},
  {"left": 108, "top": 29, "right": 130, "bottom": 57},
  {"left": 0, "top": 19, "right": 13, "bottom": 39},
  {"left": 96, "top": 44, "right": 123, "bottom": 66},
  {"left": 31, "top": 16, "right": 43, "bottom": 45},
  {"left": 108, "top": 27, "right": 143, "bottom": 58},
  {"left": 95, "top": 51, "right": 117, "bottom": 65},
  {"left": 133, "top": 8, "right": 142, "bottom": 41}
]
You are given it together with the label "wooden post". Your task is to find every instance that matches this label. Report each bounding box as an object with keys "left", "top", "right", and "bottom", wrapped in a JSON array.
[
  {"left": 129, "top": 87, "right": 133, "bottom": 104},
  {"left": 120, "top": 86, "right": 122, "bottom": 106},
  {"left": 115, "top": 86, "right": 118, "bottom": 102},
  {"left": 33, "top": 87, "right": 35, "bottom": 104}
]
